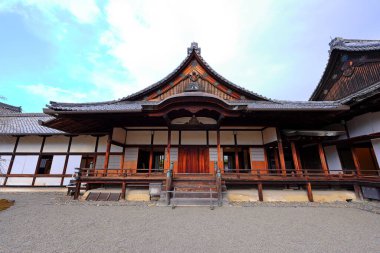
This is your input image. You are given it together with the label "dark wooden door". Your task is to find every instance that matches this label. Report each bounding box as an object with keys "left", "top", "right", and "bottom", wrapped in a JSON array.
[{"left": 178, "top": 147, "right": 209, "bottom": 173}]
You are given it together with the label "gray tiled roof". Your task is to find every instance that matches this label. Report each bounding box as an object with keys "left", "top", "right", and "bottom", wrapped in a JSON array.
[
  {"left": 46, "top": 92, "right": 346, "bottom": 112},
  {"left": 0, "top": 113, "right": 65, "bottom": 135},
  {"left": 329, "top": 38, "right": 380, "bottom": 53},
  {"left": 310, "top": 37, "right": 380, "bottom": 101},
  {"left": 0, "top": 102, "right": 22, "bottom": 114}
]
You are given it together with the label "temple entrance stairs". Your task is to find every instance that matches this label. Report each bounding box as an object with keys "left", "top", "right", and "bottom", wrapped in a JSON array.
[{"left": 166, "top": 176, "right": 227, "bottom": 209}]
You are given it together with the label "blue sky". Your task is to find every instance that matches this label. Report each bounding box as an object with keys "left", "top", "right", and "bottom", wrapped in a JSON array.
[{"left": 0, "top": 0, "right": 380, "bottom": 112}]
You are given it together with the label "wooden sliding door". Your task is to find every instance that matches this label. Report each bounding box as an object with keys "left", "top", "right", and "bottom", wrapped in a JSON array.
[{"left": 178, "top": 147, "right": 209, "bottom": 173}]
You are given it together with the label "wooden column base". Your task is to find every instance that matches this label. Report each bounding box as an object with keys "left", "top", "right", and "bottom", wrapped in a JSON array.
[
  {"left": 258, "top": 183, "right": 263, "bottom": 201},
  {"left": 121, "top": 182, "right": 126, "bottom": 200},
  {"left": 74, "top": 181, "right": 81, "bottom": 200},
  {"left": 306, "top": 182, "right": 313, "bottom": 202},
  {"left": 354, "top": 184, "right": 363, "bottom": 201}
]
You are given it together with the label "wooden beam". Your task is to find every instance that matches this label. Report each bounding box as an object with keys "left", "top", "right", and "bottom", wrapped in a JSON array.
[
  {"left": 318, "top": 143, "right": 329, "bottom": 175},
  {"left": 306, "top": 182, "right": 313, "bottom": 202},
  {"left": 290, "top": 142, "right": 302, "bottom": 174},
  {"left": 258, "top": 183, "right": 263, "bottom": 201}
]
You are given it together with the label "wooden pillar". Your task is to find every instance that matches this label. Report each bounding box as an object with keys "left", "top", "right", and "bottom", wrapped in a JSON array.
[
  {"left": 148, "top": 149, "right": 153, "bottom": 175},
  {"left": 74, "top": 180, "right": 81, "bottom": 200},
  {"left": 291, "top": 142, "right": 302, "bottom": 175},
  {"left": 217, "top": 130, "right": 223, "bottom": 172},
  {"left": 278, "top": 141, "right": 286, "bottom": 176},
  {"left": 166, "top": 130, "right": 171, "bottom": 172},
  {"left": 306, "top": 182, "right": 313, "bottom": 202},
  {"left": 234, "top": 149, "right": 239, "bottom": 174},
  {"left": 3, "top": 136, "right": 20, "bottom": 186},
  {"left": 351, "top": 147, "right": 361, "bottom": 176},
  {"left": 32, "top": 136, "right": 46, "bottom": 186},
  {"left": 318, "top": 143, "right": 329, "bottom": 175},
  {"left": 121, "top": 182, "right": 126, "bottom": 200},
  {"left": 61, "top": 136, "right": 73, "bottom": 186},
  {"left": 104, "top": 134, "right": 112, "bottom": 175},
  {"left": 258, "top": 183, "right": 263, "bottom": 201}
]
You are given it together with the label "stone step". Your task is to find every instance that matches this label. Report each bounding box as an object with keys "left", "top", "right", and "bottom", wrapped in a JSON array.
[{"left": 170, "top": 197, "right": 219, "bottom": 207}]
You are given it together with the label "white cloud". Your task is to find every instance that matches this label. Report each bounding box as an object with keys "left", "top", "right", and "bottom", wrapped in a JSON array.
[
  {"left": 19, "top": 84, "right": 88, "bottom": 103},
  {"left": 100, "top": 0, "right": 274, "bottom": 94},
  {"left": 0, "top": 0, "right": 100, "bottom": 24}
]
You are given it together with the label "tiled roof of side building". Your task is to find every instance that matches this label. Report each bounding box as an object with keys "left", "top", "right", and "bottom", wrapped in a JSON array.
[
  {"left": 310, "top": 37, "right": 380, "bottom": 101},
  {"left": 0, "top": 113, "right": 65, "bottom": 135},
  {"left": 0, "top": 102, "right": 22, "bottom": 114}
]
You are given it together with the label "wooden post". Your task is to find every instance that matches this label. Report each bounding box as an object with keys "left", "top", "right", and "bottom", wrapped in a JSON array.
[
  {"left": 4, "top": 136, "right": 20, "bottom": 186},
  {"left": 32, "top": 136, "right": 46, "bottom": 186},
  {"left": 61, "top": 136, "right": 72, "bottom": 186},
  {"left": 148, "top": 149, "right": 153, "bottom": 175},
  {"left": 291, "top": 142, "right": 302, "bottom": 175},
  {"left": 318, "top": 143, "right": 329, "bottom": 176},
  {"left": 217, "top": 130, "right": 223, "bottom": 173},
  {"left": 166, "top": 130, "right": 171, "bottom": 172},
  {"left": 104, "top": 134, "right": 111, "bottom": 176},
  {"left": 235, "top": 148, "right": 239, "bottom": 174},
  {"left": 121, "top": 182, "right": 126, "bottom": 200},
  {"left": 306, "top": 182, "right": 313, "bottom": 202},
  {"left": 278, "top": 141, "right": 287, "bottom": 176},
  {"left": 74, "top": 180, "right": 81, "bottom": 200},
  {"left": 351, "top": 147, "right": 361, "bottom": 176},
  {"left": 258, "top": 183, "right": 263, "bottom": 201}
]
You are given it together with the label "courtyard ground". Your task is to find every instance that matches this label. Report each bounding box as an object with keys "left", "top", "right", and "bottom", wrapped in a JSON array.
[{"left": 0, "top": 191, "right": 379, "bottom": 253}]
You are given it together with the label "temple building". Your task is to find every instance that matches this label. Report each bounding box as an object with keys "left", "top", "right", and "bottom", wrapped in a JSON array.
[{"left": 1, "top": 38, "right": 379, "bottom": 204}]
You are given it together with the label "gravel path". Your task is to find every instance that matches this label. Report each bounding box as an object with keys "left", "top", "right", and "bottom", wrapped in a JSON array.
[{"left": 0, "top": 192, "right": 379, "bottom": 253}]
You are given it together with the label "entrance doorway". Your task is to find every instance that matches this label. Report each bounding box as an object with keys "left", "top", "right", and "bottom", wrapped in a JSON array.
[{"left": 178, "top": 147, "right": 209, "bottom": 173}]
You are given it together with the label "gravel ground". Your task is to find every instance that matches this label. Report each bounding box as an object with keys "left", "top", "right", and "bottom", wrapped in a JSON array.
[{"left": 0, "top": 192, "right": 379, "bottom": 253}]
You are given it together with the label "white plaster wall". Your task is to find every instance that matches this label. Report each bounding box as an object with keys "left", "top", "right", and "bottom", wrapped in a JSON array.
[
  {"left": 108, "top": 155, "right": 121, "bottom": 169},
  {"left": 62, "top": 177, "right": 72, "bottom": 186},
  {"left": 112, "top": 128, "right": 126, "bottom": 144},
  {"left": 124, "top": 148, "right": 138, "bottom": 161},
  {"left": 97, "top": 136, "right": 108, "bottom": 152},
  {"left": 250, "top": 148, "right": 265, "bottom": 161},
  {"left": 50, "top": 155, "right": 66, "bottom": 174},
  {"left": 220, "top": 131, "right": 234, "bottom": 145},
  {"left": 263, "top": 127, "right": 277, "bottom": 144},
  {"left": 347, "top": 111, "right": 380, "bottom": 138},
  {"left": 126, "top": 131, "right": 151, "bottom": 145},
  {"left": 43, "top": 136, "right": 69, "bottom": 153},
  {"left": 11, "top": 155, "right": 39, "bottom": 174},
  {"left": 236, "top": 131, "right": 263, "bottom": 145},
  {"left": 208, "top": 131, "right": 217, "bottom": 145},
  {"left": 0, "top": 155, "right": 12, "bottom": 174},
  {"left": 0, "top": 136, "right": 16, "bottom": 152},
  {"left": 209, "top": 148, "right": 218, "bottom": 162},
  {"left": 371, "top": 138, "right": 380, "bottom": 168},
  {"left": 6, "top": 177, "right": 33, "bottom": 186},
  {"left": 66, "top": 155, "right": 81, "bottom": 175},
  {"left": 153, "top": 131, "right": 168, "bottom": 145},
  {"left": 16, "top": 136, "right": 43, "bottom": 153},
  {"left": 181, "top": 131, "right": 207, "bottom": 145},
  {"left": 0, "top": 176, "right": 4, "bottom": 185},
  {"left": 70, "top": 136, "right": 96, "bottom": 153},
  {"left": 110, "top": 144, "right": 123, "bottom": 152},
  {"left": 95, "top": 155, "right": 105, "bottom": 169},
  {"left": 171, "top": 131, "right": 179, "bottom": 145},
  {"left": 34, "top": 177, "right": 61, "bottom": 186},
  {"left": 324, "top": 145, "right": 343, "bottom": 174}
]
